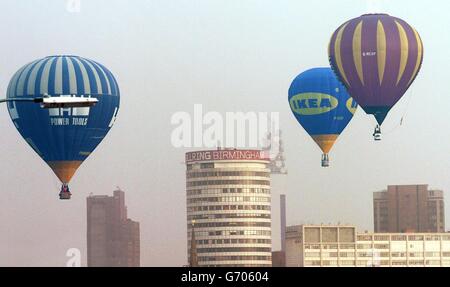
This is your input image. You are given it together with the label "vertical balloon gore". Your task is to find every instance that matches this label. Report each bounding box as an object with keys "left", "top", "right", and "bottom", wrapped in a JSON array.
[
  {"left": 47, "top": 161, "right": 82, "bottom": 183},
  {"left": 329, "top": 13, "right": 423, "bottom": 128},
  {"left": 288, "top": 68, "right": 357, "bottom": 166},
  {"left": 6, "top": 55, "right": 120, "bottom": 198}
]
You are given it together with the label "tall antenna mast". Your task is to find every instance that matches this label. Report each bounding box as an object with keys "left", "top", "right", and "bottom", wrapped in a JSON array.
[{"left": 263, "top": 129, "right": 287, "bottom": 175}]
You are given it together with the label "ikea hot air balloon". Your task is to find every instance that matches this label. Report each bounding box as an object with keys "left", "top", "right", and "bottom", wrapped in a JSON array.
[
  {"left": 328, "top": 13, "right": 423, "bottom": 140},
  {"left": 6, "top": 55, "right": 120, "bottom": 199},
  {"left": 288, "top": 67, "right": 357, "bottom": 167}
]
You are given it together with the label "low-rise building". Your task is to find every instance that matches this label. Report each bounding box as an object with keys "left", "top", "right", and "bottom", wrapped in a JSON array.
[{"left": 286, "top": 224, "right": 450, "bottom": 267}]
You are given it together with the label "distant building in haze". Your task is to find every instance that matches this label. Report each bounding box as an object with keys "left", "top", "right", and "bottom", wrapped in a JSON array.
[
  {"left": 373, "top": 184, "right": 445, "bottom": 233},
  {"left": 186, "top": 148, "right": 272, "bottom": 267},
  {"left": 87, "top": 189, "right": 140, "bottom": 267},
  {"left": 271, "top": 250, "right": 285, "bottom": 267}
]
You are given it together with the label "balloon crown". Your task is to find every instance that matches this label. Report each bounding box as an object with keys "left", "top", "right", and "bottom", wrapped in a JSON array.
[{"left": 361, "top": 13, "right": 389, "bottom": 16}]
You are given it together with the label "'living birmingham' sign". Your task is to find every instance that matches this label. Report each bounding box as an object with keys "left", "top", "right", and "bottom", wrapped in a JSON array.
[{"left": 185, "top": 150, "right": 269, "bottom": 163}]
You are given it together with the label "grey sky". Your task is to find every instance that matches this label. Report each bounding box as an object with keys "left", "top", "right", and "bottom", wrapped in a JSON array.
[{"left": 0, "top": 0, "right": 448, "bottom": 266}]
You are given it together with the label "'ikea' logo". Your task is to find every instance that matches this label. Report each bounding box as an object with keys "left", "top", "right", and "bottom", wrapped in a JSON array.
[
  {"left": 290, "top": 93, "right": 338, "bottom": 115},
  {"left": 346, "top": 98, "right": 358, "bottom": 114}
]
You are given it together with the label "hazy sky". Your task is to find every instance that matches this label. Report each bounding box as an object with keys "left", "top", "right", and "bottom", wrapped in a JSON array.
[{"left": 0, "top": 0, "right": 449, "bottom": 266}]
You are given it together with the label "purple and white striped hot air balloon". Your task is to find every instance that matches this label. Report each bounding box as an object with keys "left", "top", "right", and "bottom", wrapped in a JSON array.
[{"left": 328, "top": 14, "right": 423, "bottom": 140}]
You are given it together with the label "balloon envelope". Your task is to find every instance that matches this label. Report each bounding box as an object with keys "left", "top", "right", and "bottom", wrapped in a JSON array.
[
  {"left": 328, "top": 13, "right": 423, "bottom": 125},
  {"left": 6, "top": 55, "right": 120, "bottom": 183},
  {"left": 288, "top": 67, "right": 357, "bottom": 154}
]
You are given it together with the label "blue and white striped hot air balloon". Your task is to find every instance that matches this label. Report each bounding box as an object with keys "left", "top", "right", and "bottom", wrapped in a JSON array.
[{"left": 6, "top": 55, "right": 120, "bottom": 199}]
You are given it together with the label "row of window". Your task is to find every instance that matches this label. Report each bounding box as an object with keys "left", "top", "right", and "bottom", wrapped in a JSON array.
[
  {"left": 391, "top": 260, "right": 442, "bottom": 265},
  {"left": 187, "top": 196, "right": 270, "bottom": 204},
  {"left": 187, "top": 188, "right": 270, "bottom": 196},
  {"left": 198, "top": 256, "right": 271, "bottom": 262},
  {"left": 304, "top": 260, "right": 376, "bottom": 266},
  {"left": 203, "top": 264, "right": 272, "bottom": 267},
  {"left": 194, "top": 230, "right": 271, "bottom": 237},
  {"left": 196, "top": 247, "right": 272, "bottom": 253},
  {"left": 188, "top": 213, "right": 271, "bottom": 221},
  {"left": 187, "top": 171, "right": 270, "bottom": 178},
  {"left": 304, "top": 260, "right": 445, "bottom": 266},
  {"left": 304, "top": 244, "right": 355, "bottom": 250},
  {"left": 187, "top": 205, "right": 271, "bottom": 212},
  {"left": 333, "top": 251, "right": 450, "bottom": 258},
  {"left": 357, "top": 235, "right": 450, "bottom": 241},
  {"left": 193, "top": 238, "right": 271, "bottom": 245},
  {"left": 189, "top": 222, "right": 271, "bottom": 228},
  {"left": 304, "top": 244, "right": 440, "bottom": 251},
  {"left": 187, "top": 163, "right": 215, "bottom": 170},
  {"left": 187, "top": 180, "right": 270, "bottom": 187},
  {"left": 390, "top": 252, "right": 443, "bottom": 257}
]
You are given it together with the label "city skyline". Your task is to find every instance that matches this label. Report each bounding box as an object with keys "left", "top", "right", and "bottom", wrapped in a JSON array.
[{"left": 0, "top": 0, "right": 449, "bottom": 267}]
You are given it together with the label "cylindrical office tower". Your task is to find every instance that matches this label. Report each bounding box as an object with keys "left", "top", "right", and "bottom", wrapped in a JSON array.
[{"left": 186, "top": 149, "right": 272, "bottom": 267}]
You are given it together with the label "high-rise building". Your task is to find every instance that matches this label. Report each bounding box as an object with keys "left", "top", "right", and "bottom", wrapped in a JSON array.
[
  {"left": 286, "top": 224, "right": 450, "bottom": 267},
  {"left": 373, "top": 184, "right": 445, "bottom": 233},
  {"left": 186, "top": 149, "right": 272, "bottom": 267},
  {"left": 87, "top": 189, "right": 140, "bottom": 267}
]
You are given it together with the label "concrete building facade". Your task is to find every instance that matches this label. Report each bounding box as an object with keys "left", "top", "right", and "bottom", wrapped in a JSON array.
[
  {"left": 87, "top": 189, "right": 140, "bottom": 267},
  {"left": 374, "top": 184, "right": 445, "bottom": 233},
  {"left": 286, "top": 224, "right": 450, "bottom": 267},
  {"left": 186, "top": 149, "right": 272, "bottom": 267}
]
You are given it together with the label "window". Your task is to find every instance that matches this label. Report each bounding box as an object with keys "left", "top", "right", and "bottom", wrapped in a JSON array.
[
  {"left": 304, "top": 252, "right": 321, "bottom": 258},
  {"left": 408, "top": 235, "right": 424, "bottom": 241},
  {"left": 322, "top": 244, "right": 338, "bottom": 249},
  {"left": 356, "top": 260, "right": 369, "bottom": 266},
  {"left": 374, "top": 244, "right": 389, "bottom": 249},
  {"left": 304, "top": 260, "right": 321, "bottom": 266},
  {"left": 425, "top": 252, "right": 440, "bottom": 257},
  {"left": 374, "top": 235, "right": 389, "bottom": 241},
  {"left": 339, "top": 252, "right": 354, "bottom": 258},
  {"left": 425, "top": 260, "right": 441, "bottom": 266},
  {"left": 409, "top": 260, "right": 424, "bottom": 266},
  {"left": 425, "top": 235, "right": 441, "bottom": 241},
  {"left": 340, "top": 244, "right": 355, "bottom": 250},
  {"left": 357, "top": 252, "right": 372, "bottom": 257},
  {"left": 200, "top": 163, "right": 214, "bottom": 169},
  {"left": 391, "top": 235, "right": 407, "bottom": 241},
  {"left": 391, "top": 252, "right": 406, "bottom": 257},
  {"left": 357, "top": 235, "right": 373, "bottom": 241},
  {"left": 340, "top": 260, "right": 355, "bottom": 266},
  {"left": 357, "top": 244, "right": 372, "bottom": 249}
]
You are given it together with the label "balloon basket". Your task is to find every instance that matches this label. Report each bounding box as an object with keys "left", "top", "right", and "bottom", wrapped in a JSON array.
[
  {"left": 59, "top": 183, "right": 72, "bottom": 200},
  {"left": 373, "top": 125, "right": 382, "bottom": 141},
  {"left": 321, "top": 154, "right": 330, "bottom": 167}
]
